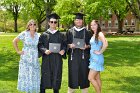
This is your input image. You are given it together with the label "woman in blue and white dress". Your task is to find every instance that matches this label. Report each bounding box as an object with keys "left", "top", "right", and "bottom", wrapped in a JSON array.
[
  {"left": 88, "top": 20, "right": 108, "bottom": 93},
  {"left": 13, "top": 19, "right": 40, "bottom": 93}
]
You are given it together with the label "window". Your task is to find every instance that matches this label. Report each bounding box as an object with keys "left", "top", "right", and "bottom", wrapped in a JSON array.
[
  {"left": 124, "top": 20, "right": 128, "bottom": 25},
  {"left": 108, "top": 20, "right": 111, "bottom": 27},
  {"left": 115, "top": 20, "right": 118, "bottom": 26},
  {"left": 102, "top": 21, "right": 105, "bottom": 27},
  {"left": 131, "top": 19, "right": 135, "bottom": 25}
]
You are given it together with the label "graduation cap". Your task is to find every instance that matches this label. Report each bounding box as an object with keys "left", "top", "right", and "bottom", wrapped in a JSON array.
[
  {"left": 47, "top": 13, "right": 60, "bottom": 19},
  {"left": 73, "top": 13, "right": 85, "bottom": 20}
]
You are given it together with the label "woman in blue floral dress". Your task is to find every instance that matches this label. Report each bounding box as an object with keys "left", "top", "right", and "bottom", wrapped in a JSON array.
[
  {"left": 13, "top": 19, "right": 40, "bottom": 93},
  {"left": 88, "top": 20, "right": 108, "bottom": 93}
]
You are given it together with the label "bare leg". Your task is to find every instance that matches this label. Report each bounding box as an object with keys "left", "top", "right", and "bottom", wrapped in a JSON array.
[
  {"left": 96, "top": 73, "right": 101, "bottom": 92},
  {"left": 81, "top": 88, "right": 88, "bottom": 93},
  {"left": 67, "top": 87, "right": 75, "bottom": 93},
  {"left": 88, "top": 69, "right": 101, "bottom": 93}
]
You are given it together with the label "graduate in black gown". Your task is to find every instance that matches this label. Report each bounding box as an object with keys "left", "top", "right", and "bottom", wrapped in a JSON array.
[
  {"left": 66, "top": 13, "right": 92, "bottom": 93},
  {"left": 38, "top": 13, "right": 66, "bottom": 93}
]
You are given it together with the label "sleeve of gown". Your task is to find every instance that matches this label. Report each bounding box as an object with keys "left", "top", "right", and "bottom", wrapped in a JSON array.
[
  {"left": 61, "top": 33, "right": 67, "bottom": 59},
  {"left": 38, "top": 34, "right": 48, "bottom": 55},
  {"left": 17, "top": 31, "right": 25, "bottom": 41},
  {"left": 85, "top": 30, "right": 92, "bottom": 45},
  {"left": 61, "top": 33, "right": 67, "bottom": 51},
  {"left": 66, "top": 29, "right": 72, "bottom": 44},
  {"left": 66, "top": 30, "right": 73, "bottom": 55}
]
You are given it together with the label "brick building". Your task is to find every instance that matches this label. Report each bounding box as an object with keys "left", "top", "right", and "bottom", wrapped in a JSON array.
[{"left": 98, "top": 12, "right": 140, "bottom": 33}]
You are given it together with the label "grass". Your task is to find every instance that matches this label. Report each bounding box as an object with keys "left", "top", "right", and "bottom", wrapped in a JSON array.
[
  {"left": 0, "top": 34, "right": 140, "bottom": 93},
  {"left": 0, "top": 32, "right": 20, "bottom": 36}
]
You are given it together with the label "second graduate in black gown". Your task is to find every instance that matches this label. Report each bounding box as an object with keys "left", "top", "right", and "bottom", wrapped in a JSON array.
[
  {"left": 66, "top": 13, "right": 92, "bottom": 92},
  {"left": 38, "top": 13, "right": 66, "bottom": 93}
]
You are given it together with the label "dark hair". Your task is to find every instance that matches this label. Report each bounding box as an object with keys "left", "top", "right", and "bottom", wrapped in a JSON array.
[{"left": 91, "top": 20, "right": 101, "bottom": 43}]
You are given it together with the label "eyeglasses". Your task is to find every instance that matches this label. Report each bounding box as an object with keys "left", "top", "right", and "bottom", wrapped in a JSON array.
[
  {"left": 29, "top": 24, "right": 36, "bottom": 26},
  {"left": 49, "top": 21, "right": 57, "bottom": 24}
]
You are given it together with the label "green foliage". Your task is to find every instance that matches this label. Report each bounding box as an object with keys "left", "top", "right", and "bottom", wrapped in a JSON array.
[
  {"left": 20, "top": 0, "right": 46, "bottom": 21},
  {"left": 126, "top": 0, "right": 140, "bottom": 19},
  {"left": 17, "top": 19, "right": 26, "bottom": 32},
  {"left": 20, "top": 0, "right": 57, "bottom": 31},
  {"left": 0, "top": 0, "right": 136, "bottom": 33},
  {"left": 107, "top": 0, "right": 129, "bottom": 19},
  {"left": 0, "top": 0, "right": 29, "bottom": 32},
  {"left": 84, "top": 0, "right": 129, "bottom": 21},
  {"left": 54, "top": 0, "right": 130, "bottom": 31},
  {"left": 0, "top": 10, "right": 12, "bottom": 32},
  {"left": 54, "top": 0, "right": 83, "bottom": 28},
  {"left": 0, "top": 21, "right": 14, "bottom": 32},
  {"left": 0, "top": 22, "right": 4, "bottom": 32},
  {"left": 84, "top": 1, "right": 102, "bottom": 23},
  {"left": 95, "top": 0, "right": 129, "bottom": 33},
  {"left": 0, "top": 0, "right": 27, "bottom": 20}
]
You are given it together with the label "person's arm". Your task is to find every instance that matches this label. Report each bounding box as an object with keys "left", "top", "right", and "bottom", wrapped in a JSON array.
[
  {"left": 13, "top": 37, "right": 24, "bottom": 55},
  {"left": 38, "top": 34, "right": 51, "bottom": 55},
  {"left": 59, "top": 33, "right": 66, "bottom": 55}
]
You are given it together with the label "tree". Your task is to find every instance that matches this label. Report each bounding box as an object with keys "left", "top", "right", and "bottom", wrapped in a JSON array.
[
  {"left": 21, "top": 0, "right": 46, "bottom": 32},
  {"left": 20, "top": 0, "right": 56, "bottom": 32},
  {"left": 44, "top": 0, "right": 57, "bottom": 30},
  {"left": 83, "top": 0, "right": 109, "bottom": 24},
  {"left": 84, "top": 0, "right": 131, "bottom": 33},
  {"left": 55, "top": 0, "right": 130, "bottom": 33},
  {"left": 54, "top": 0, "right": 84, "bottom": 29},
  {"left": 0, "top": 10, "right": 9, "bottom": 32},
  {"left": 126, "top": 0, "right": 140, "bottom": 20},
  {"left": 0, "top": 0, "right": 26, "bottom": 32},
  {"left": 55, "top": 0, "right": 111, "bottom": 29},
  {"left": 100, "top": 0, "right": 129, "bottom": 33}
]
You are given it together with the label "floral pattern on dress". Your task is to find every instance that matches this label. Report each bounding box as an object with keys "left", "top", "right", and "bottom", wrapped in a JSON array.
[{"left": 17, "top": 31, "right": 40, "bottom": 93}]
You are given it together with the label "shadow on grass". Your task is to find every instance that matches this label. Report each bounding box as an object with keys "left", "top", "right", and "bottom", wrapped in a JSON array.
[
  {"left": 104, "top": 40, "right": 140, "bottom": 67},
  {"left": 121, "top": 76, "right": 140, "bottom": 92},
  {"left": 0, "top": 47, "right": 19, "bottom": 81},
  {"left": 106, "top": 76, "right": 140, "bottom": 93}
]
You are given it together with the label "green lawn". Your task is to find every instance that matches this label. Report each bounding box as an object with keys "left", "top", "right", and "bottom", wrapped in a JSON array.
[{"left": 0, "top": 34, "right": 140, "bottom": 93}]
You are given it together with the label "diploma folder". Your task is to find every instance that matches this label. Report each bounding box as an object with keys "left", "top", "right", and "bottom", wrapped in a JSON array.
[
  {"left": 49, "top": 43, "right": 61, "bottom": 53},
  {"left": 73, "top": 38, "right": 85, "bottom": 48}
]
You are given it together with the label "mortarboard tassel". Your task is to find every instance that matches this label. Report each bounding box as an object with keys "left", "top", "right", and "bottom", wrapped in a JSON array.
[
  {"left": 82, "top": 50, "right": 84, "bottom": 59},
  {"left": 71, "top": 49, "right": 73, "bottom": 60}
]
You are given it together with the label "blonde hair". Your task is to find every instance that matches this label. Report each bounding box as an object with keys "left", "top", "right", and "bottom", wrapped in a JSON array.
[{"left": 26, "top": 19, "right": 37, "bottom": 31}]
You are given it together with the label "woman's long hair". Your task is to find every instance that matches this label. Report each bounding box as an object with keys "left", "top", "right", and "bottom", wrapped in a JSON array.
[{"left": 91, "top": 20, "right": 101, "bottom": 43}]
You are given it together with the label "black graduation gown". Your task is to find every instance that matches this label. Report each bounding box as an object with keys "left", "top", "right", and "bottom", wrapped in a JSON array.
[
  {"left": 66, "top": 27, "right": 92, "bottom": 89},
  {"left": 38, "top": 30, "right": 66, "bottom": 90}
]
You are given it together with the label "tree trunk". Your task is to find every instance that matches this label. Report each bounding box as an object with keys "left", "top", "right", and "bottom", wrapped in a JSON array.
[
  {"left": 13, "top": 5, "right": 18, "bottom": 32},
  {"left": 117, "top": 18, "right": 123, "bottom": 33},
  {"left": 38, "top": 22, "right": 42, "bottom": 32},
  {"left": 45, "top": 2, "right": 51, "bottom": 30},
  {"left": 14, "top": 17, "right": 18, "bottom": 32},
  {"left": 45, "top": 0, "right": 55, "bottom": 30}
]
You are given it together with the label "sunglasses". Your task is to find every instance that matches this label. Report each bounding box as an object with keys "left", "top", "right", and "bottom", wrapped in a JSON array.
[
  {"left": 29, "top": 24, "right": 36, "bottom": 26},
  {"left": 49, "top": 21, "right": 57, "bottom": 24}
]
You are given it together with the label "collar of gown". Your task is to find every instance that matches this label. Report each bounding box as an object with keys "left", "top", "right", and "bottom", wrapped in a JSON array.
[
  {"left": 47, "top": 29, "right": 58, "bottom": 34},
  {"left": 73, "top": 26, "right": 85, "bottom": 32}
]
